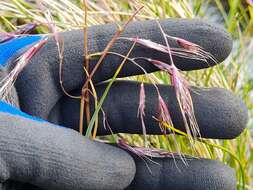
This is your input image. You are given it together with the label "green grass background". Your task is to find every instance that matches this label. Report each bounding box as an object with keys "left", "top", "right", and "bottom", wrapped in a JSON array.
[{"left": 0, "top": 0, "right": 253, "bottom": 189}]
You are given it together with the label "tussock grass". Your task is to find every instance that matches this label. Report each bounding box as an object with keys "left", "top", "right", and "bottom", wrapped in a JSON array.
[{"left": 1, "top": 0, "right": 253, "bottom": 189}]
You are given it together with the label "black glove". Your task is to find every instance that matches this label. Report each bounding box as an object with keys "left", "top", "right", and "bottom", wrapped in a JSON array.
[{"left": 0, "top": 18, "right": 248, "bottom": 190}]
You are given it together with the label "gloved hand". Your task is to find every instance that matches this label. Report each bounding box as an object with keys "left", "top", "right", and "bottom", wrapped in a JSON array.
[{"left": 0, "top": 19, "right": 248, "bottom": 190}]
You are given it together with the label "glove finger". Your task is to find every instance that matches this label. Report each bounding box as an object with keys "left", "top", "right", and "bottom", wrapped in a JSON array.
[
  {"left": 126, "top": 155, "right": 236, "bottom": 190},
  {"left": 0, "top": 102, "right": 135, "bottom": 190},
  {"left": 57, "top": 18, "right": 232, "bottom": 83},
  {"left": 52, "top": 80, "right": 247, "bottom": 139},
  {"left": 15, "top": 19, "right": 232, "bottom": 119},
  {"left": 5, "top": 19, "right": 232, "bottom": 83},
  {"left": 21, "top": 18, "right": 232, "bottom": 83}
]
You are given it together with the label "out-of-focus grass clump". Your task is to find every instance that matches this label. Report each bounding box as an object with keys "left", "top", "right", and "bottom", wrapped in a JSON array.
[{"left": 0, "top": 0, "right": 253, "bottom": 189}]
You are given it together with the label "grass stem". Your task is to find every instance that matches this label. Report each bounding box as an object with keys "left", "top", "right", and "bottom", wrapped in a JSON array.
[
  {"left": 81, "top": 6, "right": 143, "bottom": 94},
  {"left": 85, "top": 41, "right": 136, "bottom": 137},
  {"left": 79, "top": 0, "right": 90, "bottom": 134}
]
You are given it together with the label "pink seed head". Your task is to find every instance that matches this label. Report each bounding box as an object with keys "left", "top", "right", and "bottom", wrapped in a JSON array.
[
  {"left": 150, "top": 59, "right": 172, "bottom": 72},
  {"left": 13, "top": 23, "right": 38, "bottom": 35},
  {"left": 176, "top": 38, "right": 200, "bottom": 52},
  {"left": 0, "top": 23, "right": 38, "bottom": 44},
  {"left": 22, "top": 37, "right": 48, "bottom": 61},
  {"left": 158, "top": 95, "right": 171, "bottom": 122},
  {"left": 0, "top": 32, "right": 15, "bottom": 43},
  {"left": 122, "top": 37, "right": 169, "bottom": 54},
  {"left": 169, "top": 64, "right": 184, "bottom": 88},
  {"left": 118, "top": 139, "right": 144, "bottom": 157},
  {"left": 168, "top": 64, "right": 200, "bottom": 137},
  {"left": 118, "top": 138, "right": 181, "bottom": 158},
  {"left": 138, "top": 83, "right": 147, "bottom": 145},
  {"left": 0, "top": 37, "right": 47, "bottom": 102},
  {"left": 157, "top": 94, "right": 174, "bottom": 134},
  {"left": 138, "top": 83, "right": 146, "bottom": 116}
]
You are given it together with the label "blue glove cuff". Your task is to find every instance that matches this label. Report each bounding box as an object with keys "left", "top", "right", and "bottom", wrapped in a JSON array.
[
  {"left": 0, "top": 100, "right": 45, "bottom": 123},
  {"left": 0, "top": 35, "right": 43, "bottom": 66}
]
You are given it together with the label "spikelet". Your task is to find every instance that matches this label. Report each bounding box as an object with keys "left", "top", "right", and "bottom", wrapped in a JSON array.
[{"left": 0, "top": 37, "right": 48, "bottom": 104}]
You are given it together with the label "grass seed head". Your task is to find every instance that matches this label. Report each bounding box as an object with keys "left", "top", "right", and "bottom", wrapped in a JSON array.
[
  {"left": 0, "top": 23, "right": 37, "bottom": 44},
  {"left": 0, "top": 37, "right": 48, "bottom": 103},
  {"left": 138, "top": 82, "right": 148, "bottom": 146},
  {"left": 169, "top": 63, "right": 200, "bottom": 138},
  {"left": 157, "top": 93, "right": 173, "bottom": 134},
  {"left": 13, "top": 23, "right": 38, "bottom": 35},
  {"left": 175, "top": 37, "right": 200, "bottom": 51}
]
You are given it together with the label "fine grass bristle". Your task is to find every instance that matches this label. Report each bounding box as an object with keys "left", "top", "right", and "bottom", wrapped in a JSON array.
[{"left": 0, "top": 37, "right": 48, "bottom": 104}]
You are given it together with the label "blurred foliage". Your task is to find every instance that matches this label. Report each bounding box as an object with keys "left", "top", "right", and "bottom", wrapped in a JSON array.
[{"left": 0, "top": 0, "right": 253, "bottom": 189}]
